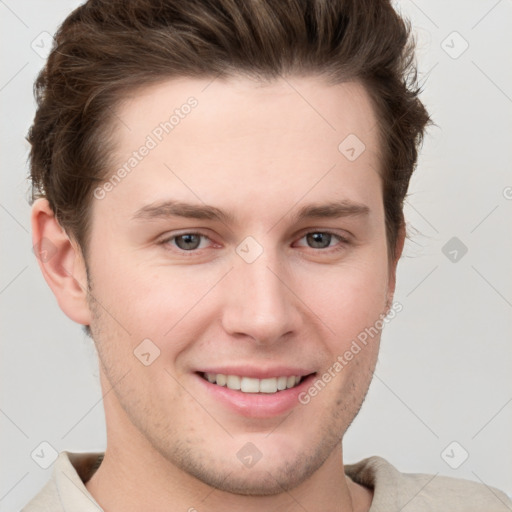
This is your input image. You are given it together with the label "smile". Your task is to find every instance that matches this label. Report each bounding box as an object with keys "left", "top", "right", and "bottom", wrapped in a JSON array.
[{"left": 201, "top": 372, "right": 303, "bottom": 394}]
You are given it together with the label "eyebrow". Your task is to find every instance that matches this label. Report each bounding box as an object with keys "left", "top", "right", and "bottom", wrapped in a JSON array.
[{"left": 131, "top": 199, "right": 370, "bottom": 224}]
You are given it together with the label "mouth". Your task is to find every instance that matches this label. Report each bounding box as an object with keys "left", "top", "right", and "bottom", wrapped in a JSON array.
[
  {"left": 199, "top": 372, "right": 307, "bottom": 394},
  {"left": 194, "top": 367, "right": 317, "bottom": 417}
]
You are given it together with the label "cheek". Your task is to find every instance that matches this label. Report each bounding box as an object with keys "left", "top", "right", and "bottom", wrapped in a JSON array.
[
  {"left": 88, "top": 252, "right": 223, "bottom": 351},
  {"left": 297, "top": 257, "right": 390, "bottom": 340}
]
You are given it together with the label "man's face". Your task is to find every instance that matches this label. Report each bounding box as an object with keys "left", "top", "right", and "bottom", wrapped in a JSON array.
[{"left": 86, "top": 76, "right": 396, "bottom": 494}]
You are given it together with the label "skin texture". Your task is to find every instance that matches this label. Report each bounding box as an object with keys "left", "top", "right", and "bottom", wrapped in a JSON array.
[{"left": 32, "top": 75, "right": 404, "bottom": 512}]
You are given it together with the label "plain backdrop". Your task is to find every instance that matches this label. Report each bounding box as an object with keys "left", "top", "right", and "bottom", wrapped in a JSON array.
[{"left": 1, "top": 1, "right": 511, "bottom": 510}]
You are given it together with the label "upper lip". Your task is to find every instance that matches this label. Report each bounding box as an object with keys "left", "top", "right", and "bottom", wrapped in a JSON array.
[{"left": 196, "top": 366, "right": 316, "bottom": 379}]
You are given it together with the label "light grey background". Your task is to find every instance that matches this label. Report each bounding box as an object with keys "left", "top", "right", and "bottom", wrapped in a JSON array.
[{"left": 1, "top": 0, "right": 511, "bottom": 510}]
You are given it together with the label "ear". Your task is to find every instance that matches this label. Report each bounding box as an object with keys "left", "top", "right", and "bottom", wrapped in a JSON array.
[
  {"left": 31, "top": 198, "right": 92, "bottom": 325},
  {"left": 386, "top": 222, "right": 406, "bottom": 307}
]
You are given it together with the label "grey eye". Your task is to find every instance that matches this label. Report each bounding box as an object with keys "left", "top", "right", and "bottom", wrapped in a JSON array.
[
  {"left": 306, "top": 232, "right": 333, "bottom": 249},
  {"left": 174, "top": 233, "right": 202, "bottom": 250}
]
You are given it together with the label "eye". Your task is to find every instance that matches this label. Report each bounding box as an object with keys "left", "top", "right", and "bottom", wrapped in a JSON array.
[
  {"left": 161, "top": 232, "right": 212, "bottom": 251},
  {"left": 296, "top": 231, "right": 348, "bottom": 251}
]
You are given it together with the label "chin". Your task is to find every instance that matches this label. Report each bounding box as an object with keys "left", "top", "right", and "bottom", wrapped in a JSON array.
[
  {"left": 163, "top": 434, "right": 333, "bottom": 496},
  {"left": 187, "top": 460, "right": 315, "bottom": 496}
]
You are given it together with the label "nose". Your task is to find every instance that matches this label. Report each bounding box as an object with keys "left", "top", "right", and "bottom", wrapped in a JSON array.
[{"left": 220, "top": 244, "right": 302, "bottom": 346}]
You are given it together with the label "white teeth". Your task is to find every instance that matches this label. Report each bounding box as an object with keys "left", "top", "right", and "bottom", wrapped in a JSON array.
[
  {"left": 277, "top": 376, "right": 287, "bottom": 390},
  {"left": 203, "top": 373, "right": 303, "bottom": 393},
  {"left": 241, "top": 377, "right": 260, "bottom": 393},
  {"left": 226, "top": 375, "right": 241, "bottom": 390},
  {"left": 259, "top": 378, "right": 278, "bottom": 393}
]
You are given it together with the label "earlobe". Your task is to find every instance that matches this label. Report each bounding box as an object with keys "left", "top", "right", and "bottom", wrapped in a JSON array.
[{"left": 31, "top": 198, "right": 92, "bottom": 325}]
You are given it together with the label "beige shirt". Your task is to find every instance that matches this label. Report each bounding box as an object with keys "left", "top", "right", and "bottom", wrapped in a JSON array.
[{"left": 22, "top": 451, "right": 511, "bottom": 511}]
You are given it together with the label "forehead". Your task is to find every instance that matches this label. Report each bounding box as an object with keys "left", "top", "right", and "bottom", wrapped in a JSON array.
[
  {"left": 97, "top": 75, "right": 382, "bottom": 220},
  {"left": 113, "top": 75, "right": 379, "bottom": 154}
]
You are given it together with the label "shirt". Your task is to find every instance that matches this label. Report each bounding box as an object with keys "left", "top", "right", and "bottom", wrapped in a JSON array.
[{"left": 22, "top": 451, "right": 512, "bottom": 511}]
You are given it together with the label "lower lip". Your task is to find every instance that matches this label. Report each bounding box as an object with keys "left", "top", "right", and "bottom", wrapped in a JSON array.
[{"left": 195, "top": 373, "right": 316, "bottom": 418}]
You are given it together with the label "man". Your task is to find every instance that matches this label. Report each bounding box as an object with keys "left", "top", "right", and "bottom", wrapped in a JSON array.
[{"left": 23, "top": 0, "right": 511, "bottom": 510}]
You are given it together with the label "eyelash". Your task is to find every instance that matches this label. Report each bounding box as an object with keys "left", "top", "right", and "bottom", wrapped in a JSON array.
[{"left": 158, "top": 230, "right": 350, "bottom": 255}]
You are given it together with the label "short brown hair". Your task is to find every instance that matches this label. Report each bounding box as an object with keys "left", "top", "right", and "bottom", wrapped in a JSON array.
[{"left": 28, "top": 0, "right": 430, "bottom": 260}]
